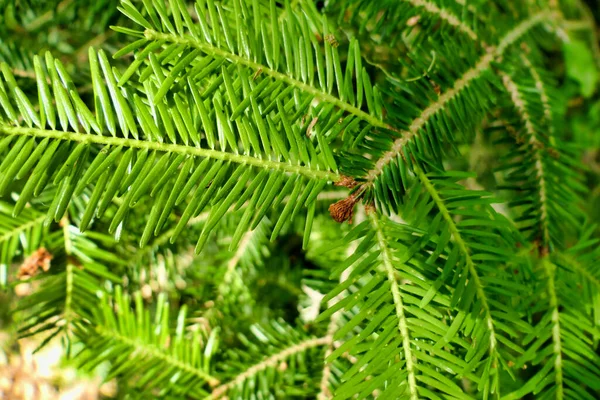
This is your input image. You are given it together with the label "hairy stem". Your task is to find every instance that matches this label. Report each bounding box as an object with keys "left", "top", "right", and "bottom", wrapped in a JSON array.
[{"left": 408, "top": 0, "right": 478, "bottom": 40}]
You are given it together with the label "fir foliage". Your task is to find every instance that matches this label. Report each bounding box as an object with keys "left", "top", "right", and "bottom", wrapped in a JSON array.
[{"left": 0, "top": 0, "right": 599, "bottom": 399}]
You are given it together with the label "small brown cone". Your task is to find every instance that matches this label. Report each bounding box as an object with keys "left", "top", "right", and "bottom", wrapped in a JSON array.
[{"left": 329, "top": 195, "right": 358, "bottom": 223}]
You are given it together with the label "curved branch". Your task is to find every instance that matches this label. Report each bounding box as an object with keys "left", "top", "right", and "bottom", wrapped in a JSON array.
[
  {"left": 144, "top": 30, "right": 394, "bottom": 132},
  {"left": 365, "top": 10, "right": 558, "bottom": 184},
  {"left": 555, "top": 252, "right": 600, "bottom": 290},
  {"left": 0, "top": 213, "right": 45, "bottom": 244},
  {"left": 542, "top": 258, "right": 564, "bottom": 399},
  {"left": 318, "top": 240, "right": 358, "bottom": 399},
  {"left": 520, "top": 54, "right": 553, "bottom": 132},
  {"left": 415, "top": 167, "right": 499, "bottom": 376}
]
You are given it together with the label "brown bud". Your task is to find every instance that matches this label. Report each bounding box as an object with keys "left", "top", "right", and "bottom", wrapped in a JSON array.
[
  {"left": 329, "top": 195, "right": 358, "bottom": 223},
  {"left": 335, "top": 176, "right": 359, "bottom": 189},
  {"left": 364, "top": 204, "right": 377, "bottom": 215},
  {"left": 17, "top": 248, "right": 53, "bottom": 279}
]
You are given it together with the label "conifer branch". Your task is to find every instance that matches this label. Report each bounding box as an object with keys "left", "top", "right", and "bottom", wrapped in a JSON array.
[
  {"left": 364, "top": 10, "right": 558, "bottom": 184},
  {"left": 317, "top": 322, "right": 337, "bottom": 400},
  {"left": 61, "top": 218, "right": 75, "bottom": 339},
  {"left": 2, "top": 1, "right": 597, "bottom": 398},
  {"left": 520, "top": 54, "right": 553, "bottom": 131},
  {"left": 209, "top": 336, "right": 330, "bottom": 399},
  {"left": 143, "top": 30, "right": 395, "bottom": 133},
  {"left": 415, "top": 166, "right": 499, "bottom": 378},
  {"left": 369, "top": 210, "right": 418, "bottom": 399},
  {"left": 557, "top": 253, "right": 600, "bottom": 290},
  {"left": 94, "top": 324, "right": 221, "bottom": 387},
  {"left": 501, "top": 73, "right": 550, "bottom": 250},
  {"left": 317, "top": 243, "right": 355, "bottom": 400},
  {"left": 542, "top": 258, "right": 564, "bottom": 399},
  {"left": 223, "top": 230, "right": 253, "bottom": 284},
  {"left": 0, "top": 126, "right": 340, "bottom": 182},
  {"left": 406, "top": 0, "right": 478, "bottom": 41},
  {"left": 0, "top": 212, "right": 45, "bottom": 244}
]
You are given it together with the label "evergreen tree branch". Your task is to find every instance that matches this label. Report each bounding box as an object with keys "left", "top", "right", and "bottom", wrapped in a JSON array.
[
  {"left": 23, "top": 0, "right": 75, "bottom": 31},
  {"left": 415, "top": 166, "right": 500, "bottom": 385},
  {"left": 93, "top": 324, "right": 220, "bottom": 387},
  {"left": 403, "top": 0, "right": 478, "bottom": 41},
  {"left": 61, "top": 218, "right": 75, "bottom": 342},
  {"left": 0, "top": 126, "right": 339, "bottom": 182},
  {"left": 542, "top": 258, "right": 564, "bottom": 399},
  {"left": 364, "top": 9, "right": 558, "bottom": 185},
  {"left": 519, "top": 53, "right": 553, "bottom": 132},
  {"left": 317, "top": 242, "right": 355, "bottom": 400},
  {"left": 141, "top": 29, "right": 393, "bottom": 133},
  {"left": 209, "top": 336, "right": 329, "bottom": 399},
  {"left": 501, "top": 72, "right": 550, "bottom": 250},
  {"left": 0, "top": 204, "right": 45, "bottom": 244},
  {"left": 369, "top": 210, "right": 418, "bottom": 399},
  {"left": 222, "top": 230, "right": 254, "bottom": 286},
  {"left": 317, "top": 316, "right": 337, "bottom": 400},
  {"left": 555, "top": 252, "right": 600, "bottom": 290}
]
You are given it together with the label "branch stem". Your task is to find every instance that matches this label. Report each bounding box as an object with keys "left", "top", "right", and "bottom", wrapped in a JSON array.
[
  {"left": 415, "top": 167, "right": 498, "bottom": 378},
  {"left": 369, "top": 211, "right": 418, "bottom": 399},
  {"left": 365, "top": 10, "right": 559, "bottom": 185},
  {"left": 209, "top": 336, "right": 329, "bottom": 399},
  {"left": 144, "top": 30, "right": 394, "bottom": 133},
  {"left": 0, "top": 126, "right": 339, "bottom": 182}
]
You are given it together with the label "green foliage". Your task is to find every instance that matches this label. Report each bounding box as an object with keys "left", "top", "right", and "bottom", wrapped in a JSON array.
[
  {"left": 0, "top": 0, "right": 599, "bottom": 399},
  {"left": 564, "top": 39, "right": 599, "bottom": 97}
]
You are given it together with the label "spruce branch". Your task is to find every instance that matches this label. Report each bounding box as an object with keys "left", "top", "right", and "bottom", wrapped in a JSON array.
[
  {"left": 519, "top": 53, "right": 553, "bottom": 132},
  {"left": 369, "top": 210, "right": 419, "bottom": 399},
  {"left": 414, "top": 166, "right": 500, "bottom": 389},
  {"left": 93, "top": 324, "right": 220, "bottom": 387},
  {"left": 501, "top": 72, "right": 551, "bottom": 251},
  {"left": 1, "top": 126, "right": 339, "bottom": 182},
  {"left": 404, "top": 0, "right": 479, "bottom": 41},
  {"left": 542, "top": 258, "right": 564, "bottom": 399},
  {"left": 364, "top": 10, "right": 558, "bottom": 186},
  {"left": 142, "top": 29, "right": 393, "bottom": 132},
  {"left": 209, "top": 336, "right": 330, "bottom": 399},
  {"left": 1, "top": 1, "right": 598, "bottom": 398}
]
